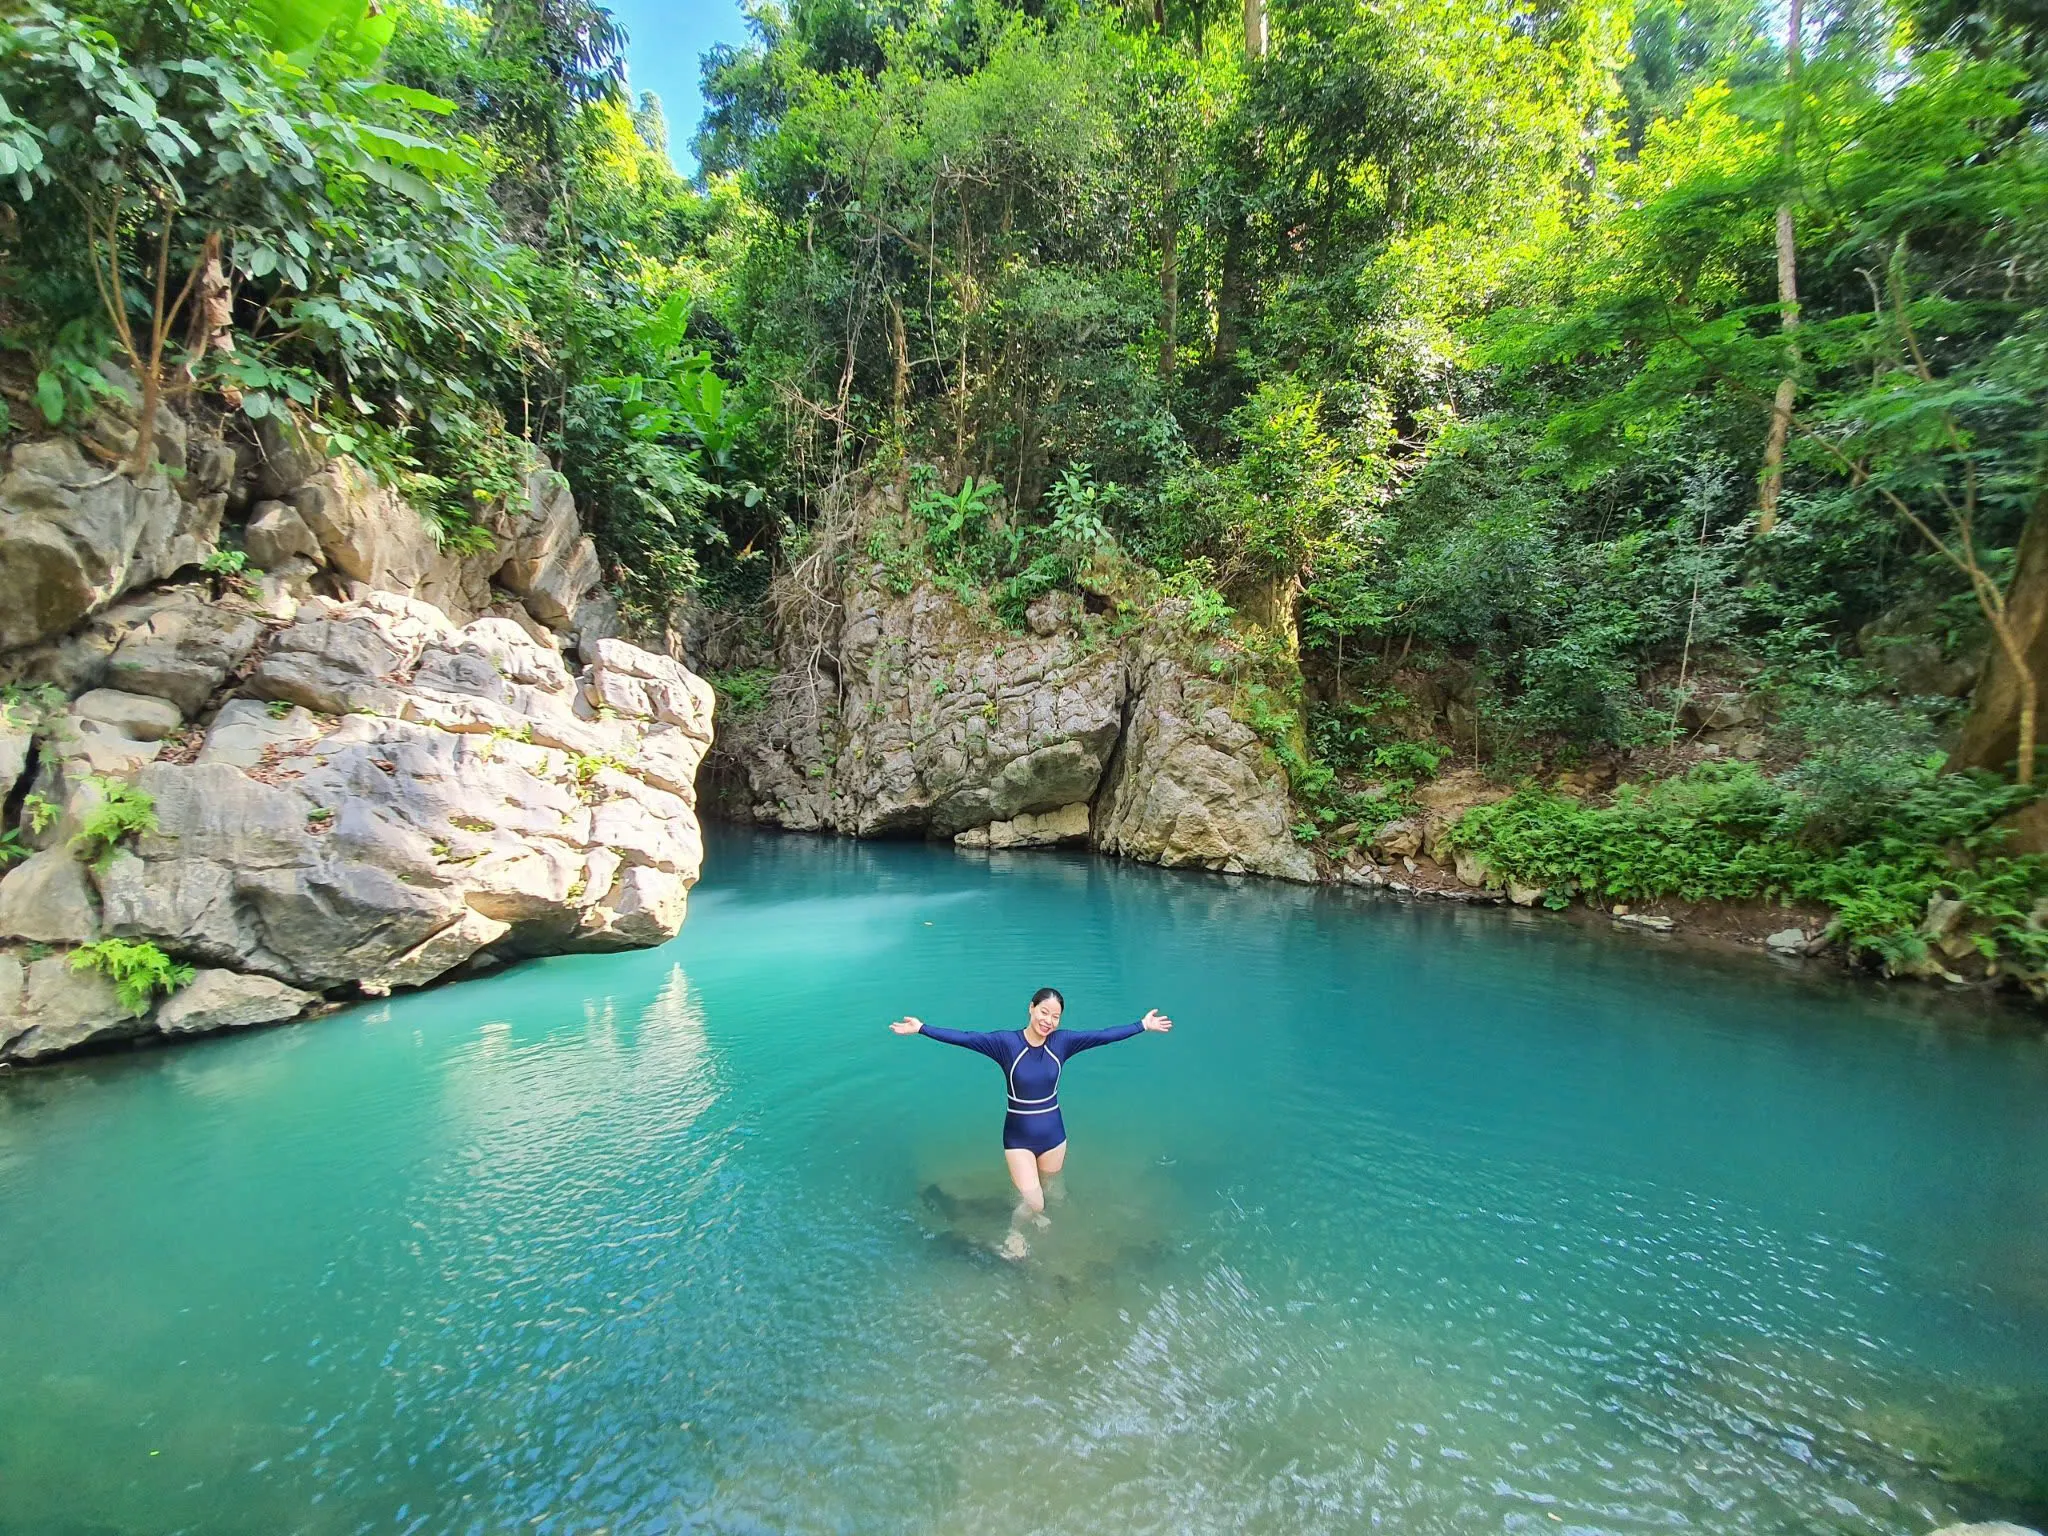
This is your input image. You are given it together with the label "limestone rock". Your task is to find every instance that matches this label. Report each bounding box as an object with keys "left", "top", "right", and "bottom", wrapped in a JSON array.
[
  {"left": 75, "top": 600, "right": 713, "bottom": 1018},
  {"left": 1679, "top": 691, "right": 1761, "bottom": 731},
  {"left": 1508, "top": 880, "right": 1543, "bottom": 907},
  {"left": 727, "top": 574, "right": 1125, "bottom": 839},
  {"left": 58, "top": 716, "right": 164, "bottom": 776},
  {"left": 0, "top": 720, "right": 30, "bottom": 798},
  {"left": 1614, "top": 913, "right": 1675, "bottom": 933},
  {"left": 72, "top": 688, "right": 183, "bottom": 741},
  {"left": 244, "top": 500, "right": 324, "bottom": 569},
  {"left": 956, "top": 802, "right": 1091, "bottom": 849},
  {"left": 1095, "top": 644, "right": 1314, "bottom": 882},
  {"left": 103, "top": 593, "right": 264, "bottom": 715},
  {"left": 582, "top": 863, "right": 692, "bottom": 949},
  {"left": 154, "top": 969, "right": 316, "bottom": 1035},
  {"left": 246, "top": 590, "right": 447, "bottom": 717},
  {"left": 1371, "top": 818, "right": 1424, "bottom": 859},
  {"left": 494, "top": 468, "right": 577, "bottom": 591},
  {"left": 197, "top": 699, "right": 328, "bottom": 770},
  {"left": 1453, "top": 848, "right": 1495, "bottom": 890},
  {"left": 249, "top": 413, "right": 328, "bottom": 501},
  {"left": 291, "top": 461, "right": 494, "bottom": 622},
  {"left": 2, "top": 953, "right": 147, "bottom": 1060},
  {"left": 0, "top": 437, "right": 219, "bottom": 652},
  {"left": 1765, "top": 927, "right": 1812, "bottom": 955},
  {"left": 367, "top": 908, "right": 512, "bottom": 991},
  {"left": 714, "top": 494, "right": 1308, "bottom": 879},
  {"left": 0, "top": 848, "right": 100, "bottom": 944},
  {"left": 522, "top": 534, "right": 603, "bottom": 631}
]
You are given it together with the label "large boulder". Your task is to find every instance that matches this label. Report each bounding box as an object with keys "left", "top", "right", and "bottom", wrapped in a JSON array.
[
  {"left": 103, "top": 589, "right": 264, "bottom": 715},
  {"left": 726, "top": 574, "right": 1126, "bottom": 838},
  {"left": 0, "top": 848, "right": 101, "bottom": 944},
  {"left": 0, "top": 951, "right": 147, "bottom": 1061},
  {"left": 0, "top": 437, "right": 220, "bottom": 652},
  {"left": 1, "top": 597, "right": 716, "bottom": 1062},
  {"left": 1094, "top": 643, "right": 1315, "bottom": 882},
  {"left": 154, "top": 969, "right": 316, "bottom": 1035},
  {"left": 290, "top": 460, "right": 495, "bottom": 622}
]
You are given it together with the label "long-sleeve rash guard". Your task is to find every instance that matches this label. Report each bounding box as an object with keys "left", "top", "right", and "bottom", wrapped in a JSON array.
[{"left": 920, "top": 1021, "right": 1144, "bottom": 1153}]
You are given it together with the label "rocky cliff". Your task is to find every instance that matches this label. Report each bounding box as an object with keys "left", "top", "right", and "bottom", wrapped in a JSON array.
[
  {"left": 0, "top": 409, "right": 713, "bottom": 1064},
  {"left": 692, "top": 495, "right": 1314, "bottom": 883}
]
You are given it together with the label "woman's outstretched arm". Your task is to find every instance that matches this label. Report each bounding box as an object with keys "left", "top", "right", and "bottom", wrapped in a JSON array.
[
  {"left": 890, "top": 1016, "right": 1006, "bottom": 1058},
  {"left": 1055, "top": 1009, "right": 1173, "bottom": 1056}
]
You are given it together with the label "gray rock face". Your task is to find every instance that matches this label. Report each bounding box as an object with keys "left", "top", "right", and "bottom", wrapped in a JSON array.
[
  {"left": 1094, "top": 643, "right": 1316, "bottom": 881},
  {"left": 730, "top": 579, "right": 1127, "bottom": 839},
  {"left": 0, "top": 437, "right": 221, "bottom": 652},
  {"left": 244, "top": 500, "right": 324, "bottom": 569},
  {"left": 717, "top": 519, "right": 1310, "bottom": 881},
  {"left": 0, "top": 719, "right": 32, "bottom": 797},
  {"left": 154, "top": 969, "right": 318, "bottom": 1035},
  {"left": 72, "top": 688, "right": 184, "bottom": 741},
  {"left": 104, "top": 593, "right": 264, "bottom": 715},
  {"left": 0, "top": 422, "right": 717, "bottom": 1066},
  {"left": 82, "top": 595, "right": 712, "bottom": 1009},
  {"left": 955, "top": 803, "right": 1091, "bottom": 849},
  {"left": 0, "top": 848, "right": 101, "bottom": 944},
  {"left": 293, "top": 460, "right": 496, "bottom": 622},
  {"left": 1, "top": 953, "right": 145, "bottom": 1061}
]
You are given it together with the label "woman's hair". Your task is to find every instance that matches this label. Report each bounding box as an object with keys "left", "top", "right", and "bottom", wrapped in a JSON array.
[{"left": 1029, "top": 986, "right": 1064, "bottom": 1009}]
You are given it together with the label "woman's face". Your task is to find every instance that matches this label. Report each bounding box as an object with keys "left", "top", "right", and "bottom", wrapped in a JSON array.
[{"left": 1028, "top": 994, "right": 1063, "bottom": 1034}]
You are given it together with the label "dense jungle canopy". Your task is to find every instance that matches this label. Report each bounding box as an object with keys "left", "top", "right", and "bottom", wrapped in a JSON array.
[{"left": 2, "top": 0, "right": 2047, "bottom": 970}]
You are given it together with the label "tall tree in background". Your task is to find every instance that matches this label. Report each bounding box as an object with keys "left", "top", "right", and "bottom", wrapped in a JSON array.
[
  {"left": 1756, "top": 0, "right": 1804, "bottom": 534},
  {"left": 1210, "top": 0, "right": 1265, "bottom": 371}
]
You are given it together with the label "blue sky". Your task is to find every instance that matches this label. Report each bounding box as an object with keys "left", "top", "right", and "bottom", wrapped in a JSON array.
[{"left": 605, "top": 0, "right": 756, "bottom": 175}]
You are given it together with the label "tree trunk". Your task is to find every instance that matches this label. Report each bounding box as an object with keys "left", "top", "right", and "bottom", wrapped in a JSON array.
[
  {"left": 1211, "top": 0, "right": 1265, "bottom": 372},
  {"left": 887, "top": 294, "right": 909, "bottom": 439},
  {"left": 1954, "top": 497, "right": 2048, "bottom": 782},
  {"left": 1757, "top": 0, "right": 1804, "bottom": 535},
  {"left": 1159, "top": 154, "right": 1179, "bottom": 383}
]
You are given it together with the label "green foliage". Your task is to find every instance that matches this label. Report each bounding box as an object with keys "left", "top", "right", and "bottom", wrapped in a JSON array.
[
  {"left": 69, "top": 938, "right": 196, "bottom": 1018},
  {"left": 202, "top": 548, "right": 250, "bottom": 578},
  {"left": 711, "top": 667, "right": 777, "bottom": 719},
  {"left": 1445, "top": 762, "right": 2048, "bottom": 967},
  {"left": 71, "top": 778, "right": 159, "bottom": 870}
]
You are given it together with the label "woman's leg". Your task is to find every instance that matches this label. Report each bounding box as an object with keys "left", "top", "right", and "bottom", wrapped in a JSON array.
[
  {"left": 1037, "top": 1141, "right": 1068, "bottom": 1204},
  {"left": 1000, "top": 1149, "right": 1045, "bottom": 1259},
  {"left": 1004, "top": 1148, "right": 1046, "bottom": 1214}
]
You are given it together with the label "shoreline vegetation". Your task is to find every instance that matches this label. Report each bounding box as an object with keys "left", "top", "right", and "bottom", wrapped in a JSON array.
[{"left": 3, "top": 0, "right": 2048, "bottom": 1030}]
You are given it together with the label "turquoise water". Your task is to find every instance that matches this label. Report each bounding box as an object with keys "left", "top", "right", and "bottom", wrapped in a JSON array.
[{"left": 3, "top": 829, "right": 2046, "bottom": 1536}]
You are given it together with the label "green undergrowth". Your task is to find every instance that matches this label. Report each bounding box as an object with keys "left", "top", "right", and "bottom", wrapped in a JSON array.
[
  {"left": 709, "top": 667, "right": 777, "bottom": 720},
  {"left": 1256, "top": 688, "right": 1451, "bottom": 845},
  {"left": 1442, "top": 761, "right": 2048, "bottom": 973}
]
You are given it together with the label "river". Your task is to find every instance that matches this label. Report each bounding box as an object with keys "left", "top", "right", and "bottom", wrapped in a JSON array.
[{"left": 2, "top": 827, "right": 2044, "bottom": 1534}]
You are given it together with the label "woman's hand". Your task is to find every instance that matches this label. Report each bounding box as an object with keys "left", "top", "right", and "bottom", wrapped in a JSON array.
[
  {"left": 889, "top": 1016, "right": 925, "bottom": 1035},
  {"left": 1141, "top": 1009, "right": 1173, "bottom": 1033}
]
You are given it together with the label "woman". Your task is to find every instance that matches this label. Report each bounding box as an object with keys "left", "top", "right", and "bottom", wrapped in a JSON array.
[{"left": 891, "top": 988, "right": 1172, "bottom": 1255}]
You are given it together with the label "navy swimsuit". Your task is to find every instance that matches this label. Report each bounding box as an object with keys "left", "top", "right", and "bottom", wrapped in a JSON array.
[{"left": 920, "top": 1022, "right": 1144, "bottom": 1153}]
